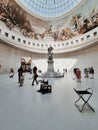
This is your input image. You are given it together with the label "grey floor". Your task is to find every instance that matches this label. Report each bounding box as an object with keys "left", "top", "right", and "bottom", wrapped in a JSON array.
[{"left": 0, "top": 72, "right": 98, "bottom": 130}]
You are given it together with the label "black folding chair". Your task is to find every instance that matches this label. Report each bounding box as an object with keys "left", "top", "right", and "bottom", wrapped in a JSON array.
[{"left": 74, "top": 88, "right": 95, "bottom": 112}]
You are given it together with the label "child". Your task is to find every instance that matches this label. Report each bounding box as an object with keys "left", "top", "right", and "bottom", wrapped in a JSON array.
[
  {"left": 9, "top": 68, "right": 14, "bottom": 78},
  {"left": 20, "top": 73, "right": 24, "bottom": 86}
]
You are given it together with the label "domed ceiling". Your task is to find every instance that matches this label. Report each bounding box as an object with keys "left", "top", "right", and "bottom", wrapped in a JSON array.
[
  {"left": 1, "top": 0, "right": 98, "bottom": 43},
  {"left": 16, "top": 0, "right": 83, "bottom": 19}
]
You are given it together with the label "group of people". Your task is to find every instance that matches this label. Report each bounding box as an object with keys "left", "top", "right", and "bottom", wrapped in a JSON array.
[
  {"left": 18, "top": 65, "right": 38, "bottom": 86},
  {"left": 74, "top": 67, "right": 94, "bottom": 82},
  {"left": 10, "top": 65, "right": 94, "bottom": 86},
  {"left": 84, "top": 67, "right": 94, "bottom": 79}
]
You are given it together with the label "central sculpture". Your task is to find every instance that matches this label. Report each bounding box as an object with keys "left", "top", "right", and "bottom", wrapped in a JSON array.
[
  {"left": 47, "top": 47, "right": 54, "bottom": 75},
  {"left": 48, "top": 46, "right": 53, "bottom": 61},
  {"left": 40, "top": 47, "right": 64, "bottom": 78}
]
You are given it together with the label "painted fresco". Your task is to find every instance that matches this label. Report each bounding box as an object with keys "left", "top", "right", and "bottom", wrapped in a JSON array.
[{"left": 0, "top": 0, "right": 98, "bottom": 42}]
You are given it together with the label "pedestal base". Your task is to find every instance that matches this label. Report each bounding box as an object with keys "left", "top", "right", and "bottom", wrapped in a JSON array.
[
  {"left": 40, "top": 58, "right": 64, "bottom": 78},
  {"left": 40, "top": 71, "right": 64, "bottom": 78}
]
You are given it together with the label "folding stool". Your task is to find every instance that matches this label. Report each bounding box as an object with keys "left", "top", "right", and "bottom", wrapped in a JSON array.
[{"left": 74, "top": 88, "right": 95, "bottom": 112}]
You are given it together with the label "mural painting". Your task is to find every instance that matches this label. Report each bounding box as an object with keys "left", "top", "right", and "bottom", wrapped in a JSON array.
[{"left": 0, "top": 0, "right": 98, "bottom": 42}]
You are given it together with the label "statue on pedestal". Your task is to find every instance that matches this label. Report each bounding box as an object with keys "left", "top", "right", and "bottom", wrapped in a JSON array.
[
  {"left": 40, "top": 46, "right": 64, "bottom": 78},
  {"left": 48, "top": 47, "right": 53, "bottom": 61}
]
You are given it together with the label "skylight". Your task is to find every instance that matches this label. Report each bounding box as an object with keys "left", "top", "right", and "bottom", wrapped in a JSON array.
[{"left": 17, "top": 0, "right": 83, "bottom": 19}]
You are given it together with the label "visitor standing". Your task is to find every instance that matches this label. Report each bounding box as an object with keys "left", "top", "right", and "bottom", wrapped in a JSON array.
[{"left": 18, "top": 66, "right": 23, "bottom": 83}]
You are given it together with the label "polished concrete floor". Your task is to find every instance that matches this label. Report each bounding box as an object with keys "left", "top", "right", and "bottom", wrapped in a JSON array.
[{"left": 0, "top": 72, "right": 98, "bottom": 130}]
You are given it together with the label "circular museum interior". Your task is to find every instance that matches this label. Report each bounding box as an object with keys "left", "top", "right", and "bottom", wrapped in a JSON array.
[
  {"left": 0, "top": 0, "right": 98, "bottom": 74},
  {"left": 0, "top": 0, "right": 98, "bottom": 130}
]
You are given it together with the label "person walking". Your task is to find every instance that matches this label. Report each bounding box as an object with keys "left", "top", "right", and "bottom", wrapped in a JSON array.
[{"left": 32, "top": 66, "right": 38, "bottom": 86}]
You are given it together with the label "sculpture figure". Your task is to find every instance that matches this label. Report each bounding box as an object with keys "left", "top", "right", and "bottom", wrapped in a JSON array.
[{"left": 48, "top": 47, "right": 53, "bottom": 60}]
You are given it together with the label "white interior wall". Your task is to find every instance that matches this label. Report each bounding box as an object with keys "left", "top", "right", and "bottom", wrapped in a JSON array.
[
  {"left": 0, "top": 43, "right": 43, "bottom": 74},
  {"left": 55, "top": 43, "right": 98, "bottom": 73},
  {"left": 0, "top": 42, "right": 98, "bottom": 74}
]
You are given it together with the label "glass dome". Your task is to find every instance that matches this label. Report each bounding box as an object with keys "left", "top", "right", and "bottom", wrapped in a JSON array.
[{"left": 17, "top": 0, "right": 83, "bottom": 19}]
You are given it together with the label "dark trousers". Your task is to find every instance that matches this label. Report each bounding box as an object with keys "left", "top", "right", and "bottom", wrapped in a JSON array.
[
  {"left": 32, "top": 77, "right": 38, "bottom": 85},
  {"left": 18, "top": 73, "right": 22, "bottom": 83},
  {"left": 18, "top": 74, "right": 20, "bottom": 83}
]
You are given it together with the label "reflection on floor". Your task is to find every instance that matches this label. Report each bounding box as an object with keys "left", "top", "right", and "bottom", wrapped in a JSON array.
[{"left": 0, "top": 72, "right": 98, "bottom": 130}]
